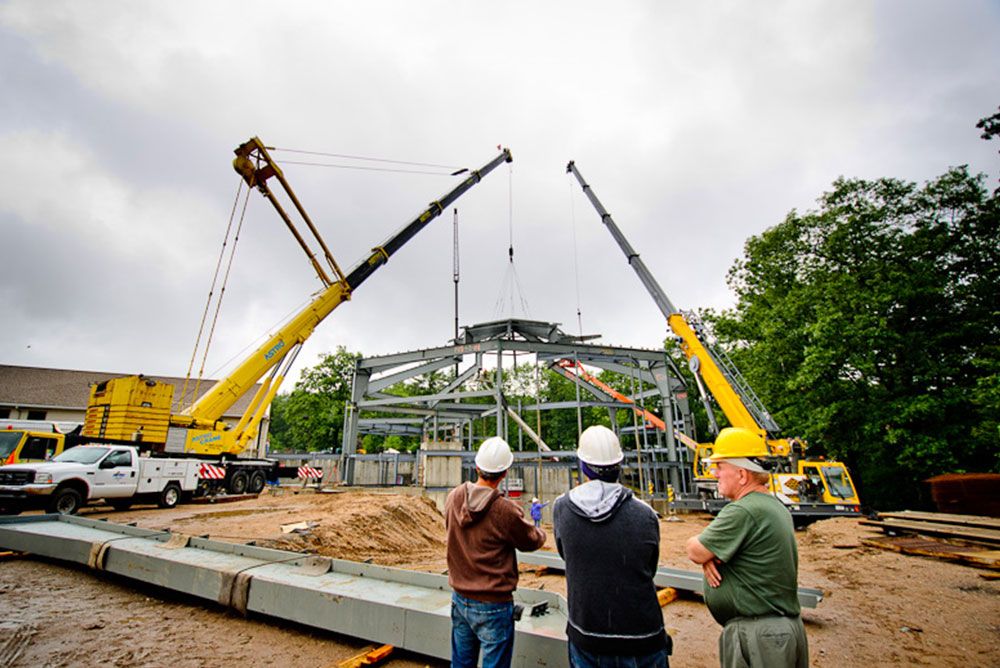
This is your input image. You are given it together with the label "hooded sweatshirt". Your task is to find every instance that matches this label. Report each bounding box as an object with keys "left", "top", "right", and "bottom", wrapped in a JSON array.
[
  {"left": 445, "top": 482, "right": 547, "bottom": 602},
  {"left": 553, "top": 480, "right": 670, "bottom": 656}
]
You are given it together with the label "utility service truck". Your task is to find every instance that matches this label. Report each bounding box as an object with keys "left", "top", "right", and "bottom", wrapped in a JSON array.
[{"left": 0, "top": 444, "right": 199, "bottom": 515}]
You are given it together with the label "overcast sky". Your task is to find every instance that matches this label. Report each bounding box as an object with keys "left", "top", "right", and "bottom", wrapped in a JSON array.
[{"left": 2, "top": 1, "right": 998, "bottom": 393}]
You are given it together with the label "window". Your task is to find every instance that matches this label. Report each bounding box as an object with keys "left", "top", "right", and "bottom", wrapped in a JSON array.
[
  {"left": 54, "top": 447, "right": 109, "bottom": 464},
  {"left": 105, "top": 449, "right": 133, "bottom": 468},
  {"left": 820, "top": 466, "right": 854, "bottom": 499},
  {"left": 21, "top": 437, "right": 51, "bottom": 461},
  {"left": 0, "top": 432, "right": 21, "bottom": 458},
  {"left": 26, "top": 410, "right": 47, "bottom": 421},
  {"left": 0, "top": 408, "right": 10, "bottom": 419}
]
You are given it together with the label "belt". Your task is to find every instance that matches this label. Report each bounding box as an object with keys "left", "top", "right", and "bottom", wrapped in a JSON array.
[{"left": 725, "top": 613, "right": 800, "bottom": 625}]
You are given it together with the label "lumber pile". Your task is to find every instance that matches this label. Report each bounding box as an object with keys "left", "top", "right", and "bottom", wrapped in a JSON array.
[
  {"left": 860, "top": 510, "right": 1000, "bottom": 545},
  {"left": 860, "top": 510, "right": 1000, "bottom": 570}
]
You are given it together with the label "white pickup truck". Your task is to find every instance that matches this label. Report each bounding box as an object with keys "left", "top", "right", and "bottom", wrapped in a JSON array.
[{"left": 0, "top": 445, "right": 200, "bottom": 515}]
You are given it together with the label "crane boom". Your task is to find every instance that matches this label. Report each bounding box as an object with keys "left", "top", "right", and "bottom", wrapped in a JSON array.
[
  {"left": 181, "top": 145, "right": 513, "bottom": 433},
  {"left": 566, "top": 160, "right": 786, "bottom": 451},
  {"left": 85, "top": 141, "right": 512, "bottom": 457}
]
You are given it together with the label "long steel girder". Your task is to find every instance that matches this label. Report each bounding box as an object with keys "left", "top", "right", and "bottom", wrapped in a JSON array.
[
  {"left": 358, "top": 338, "right": 680, "bottom": 375},
  {"left": 347, "top": 319, "right": 690, "bottom": 438},
  {"left": 516, "top": 550, "right": 824, "bottom": 609},
  {"left": 0, "top": 515, "right": 569, "bottom": 666}
]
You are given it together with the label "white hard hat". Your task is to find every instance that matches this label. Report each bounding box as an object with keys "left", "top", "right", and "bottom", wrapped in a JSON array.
[
  {"left": 577, "top": 425, "right": 624, "bottom": 466},
  {"left": 475, "top": 436, "right": 514, "bottom": 473}
]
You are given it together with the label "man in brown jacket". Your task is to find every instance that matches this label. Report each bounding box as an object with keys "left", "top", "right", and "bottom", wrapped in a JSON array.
[{"left": 445, "top": 436, "right": 547, "bottom": 668}]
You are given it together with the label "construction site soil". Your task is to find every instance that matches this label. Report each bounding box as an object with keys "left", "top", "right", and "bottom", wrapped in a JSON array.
[{"left": 1, "top": 488, "right": 997, "bottom": 667}]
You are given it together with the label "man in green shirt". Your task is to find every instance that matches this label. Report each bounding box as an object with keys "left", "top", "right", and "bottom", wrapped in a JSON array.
[{"left": 685, "top": 428, "right": 809, "bottom": 668}]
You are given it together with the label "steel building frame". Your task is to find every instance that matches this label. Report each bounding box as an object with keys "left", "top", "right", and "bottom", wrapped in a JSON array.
[{"left": 341, "top": 318, "right": 698, "bottom": 495}]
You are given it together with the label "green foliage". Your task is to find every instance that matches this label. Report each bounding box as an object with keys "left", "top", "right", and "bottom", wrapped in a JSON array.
[
  {"left": 709, "top": 167, "right": 1000, "bottom": 509},
  {"left": 268, "top": 346, "right": 360, "bottom": 452},
  {"left": 977, "top": 105, "right": 1000, "bottom": 141}
]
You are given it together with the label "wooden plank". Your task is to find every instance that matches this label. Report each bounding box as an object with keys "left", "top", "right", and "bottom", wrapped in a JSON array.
[
  {"left": 877, "top": 510, "right": 1000, "bottom": 530},
  {"left": 862, "top": 536, "right": 1000, "bottom": 570},
  {"left": 859, "top": 518, "right": 1000, "bottom": 545},
  {"left": 333, "top": 644, "right": 394, "bottom": 668}
]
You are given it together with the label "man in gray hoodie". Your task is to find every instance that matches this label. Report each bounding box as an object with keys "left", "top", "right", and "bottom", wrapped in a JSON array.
[
  {"left": 445, "top": 436, "right": 547, "bottom": 668},
  {"left": 553, "top": 425, "right": 671, "bottom": 667}
]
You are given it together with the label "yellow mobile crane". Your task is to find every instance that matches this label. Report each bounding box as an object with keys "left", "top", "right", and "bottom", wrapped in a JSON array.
[
  {"left": 82, "top": 139, "right": 511, "bottom": 494},
  {"left": 567, "top": 161, "right": 860, "bottom": 523}
]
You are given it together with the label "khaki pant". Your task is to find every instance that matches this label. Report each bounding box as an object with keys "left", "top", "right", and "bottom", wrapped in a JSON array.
[{"left": 719, "top": 615, "right": 808, "bottom": 668}]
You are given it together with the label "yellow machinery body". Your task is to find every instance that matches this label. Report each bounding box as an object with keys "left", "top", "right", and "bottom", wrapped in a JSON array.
[
  {"left": 0, "top": 429, "right": 66, "bottom": 464},
  {"left": 83, "top": 375, "right": 174, "bottom": 445},
  {"left": 565, "top": 159, "right": 862, "bottom": 512}
]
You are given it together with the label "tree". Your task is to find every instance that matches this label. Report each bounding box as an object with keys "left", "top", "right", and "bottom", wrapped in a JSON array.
[
  {"left": 709, "top": 167, "right": 1000, "bottom": 509},
  {"left": 977, "top": 105, "right": 1000, "bottom": 141},
  {"left": 268, "top": 346, "right": 361, "bottom": 452},
  {"left": 976, "top": 105, "right": 1000, "bottom": 191}
]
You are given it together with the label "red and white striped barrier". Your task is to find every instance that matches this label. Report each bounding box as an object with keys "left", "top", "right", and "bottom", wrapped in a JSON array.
[
  {"left": 199, "top": 463, "right": 227, "bottom": 480},
  {"left": 297, "top": 466, "right": 322, "bottom": 480}
]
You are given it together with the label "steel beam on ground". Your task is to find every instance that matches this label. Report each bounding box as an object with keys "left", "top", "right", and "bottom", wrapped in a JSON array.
[
  {"left": 0, "top": 515, "right": 569, "bottom": 666},
  {"left": 516, "top": 550, "right": 824, "bottom": 609}
]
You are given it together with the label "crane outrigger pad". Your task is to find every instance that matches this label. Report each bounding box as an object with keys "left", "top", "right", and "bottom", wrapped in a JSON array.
[{"left": 0, "top": 515, "right": 568, "bottom": 666}]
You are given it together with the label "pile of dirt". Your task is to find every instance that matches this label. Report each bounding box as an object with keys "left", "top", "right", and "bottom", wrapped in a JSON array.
[{"left": 260, "top": 492, "right": 447, "bottom": 565}]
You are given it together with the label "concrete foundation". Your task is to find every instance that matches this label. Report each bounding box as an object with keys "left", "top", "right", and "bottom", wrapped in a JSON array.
[{"left": 418, "top": 439, "right": 463, "bottom": 490}]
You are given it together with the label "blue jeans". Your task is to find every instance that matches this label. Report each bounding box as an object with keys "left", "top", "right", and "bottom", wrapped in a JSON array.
[
  {"left": 569, "top": 641, "right": 670, "bottom": 668},
  {"left": 451, "top": 592, "right": 515, "bottom": 668}
]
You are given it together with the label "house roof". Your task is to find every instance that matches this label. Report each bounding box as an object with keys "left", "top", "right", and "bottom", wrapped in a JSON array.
[{"left": 0, "top": 364, "right": 264, "bottom": 420}]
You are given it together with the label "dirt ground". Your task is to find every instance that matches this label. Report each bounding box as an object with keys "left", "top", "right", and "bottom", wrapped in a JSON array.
[{"left": 1, "top": 488, "right": 998, "bottom": 667}]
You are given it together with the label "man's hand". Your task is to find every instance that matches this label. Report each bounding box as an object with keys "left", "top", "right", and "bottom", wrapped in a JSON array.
[{"left": 702, "top": 558, "right": 723, "bottom": 588}]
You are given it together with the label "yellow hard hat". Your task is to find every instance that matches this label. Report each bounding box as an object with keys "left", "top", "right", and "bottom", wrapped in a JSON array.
[{"left": 707, "top": 428, "right": 769, "bottom": 471}]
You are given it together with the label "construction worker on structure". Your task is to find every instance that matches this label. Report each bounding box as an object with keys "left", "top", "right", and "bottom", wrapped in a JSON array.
[
  {"left": 445, "top": 437, "right": 547, "bottom": 668},
  {"left": 685, "top": 427, "right": 809, "bottom": 668},
  {"left": 553, "top": 425, "right": 671, "bottom": 667}
]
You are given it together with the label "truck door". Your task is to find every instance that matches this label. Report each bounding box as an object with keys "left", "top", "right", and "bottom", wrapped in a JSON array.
[{"left": 93, "top": 449, "right": 137, "bottom": 498}]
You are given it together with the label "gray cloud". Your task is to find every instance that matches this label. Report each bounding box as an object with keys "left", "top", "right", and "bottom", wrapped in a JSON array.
[{"left": 1, "top": 0, "right": 997, "bottom": 387}]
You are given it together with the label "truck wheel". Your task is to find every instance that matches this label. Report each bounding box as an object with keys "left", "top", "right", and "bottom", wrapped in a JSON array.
[
  {"left": 247, "top": 470, "right": 266, "bottom": 494},
  {"left": 0, "top": 506, "right": 21, "bottom": 516},
  {"left": 110, "top": 500, "right": 133, "bottom": 511},
  {"left": 228, "top": 470, "right": 249, "bottom": 495},
  {"left": 48, "top": 488, "right": 83, "bottom": 515},
  {"left": 158, "top": 484, "right": 181, "bottom": 509}
]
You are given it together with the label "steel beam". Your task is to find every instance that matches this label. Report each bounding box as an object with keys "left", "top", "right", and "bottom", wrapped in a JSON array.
[
  {"left": 360, "top": 389, "right": 495, "bottom": 407},
  {"left": 0, "top": 515, "right": 569, "bottom": 666},
  {"left": 369, "top": 357, "right": 462, "bottom": 393},
  {"left": 516, "top": 550, "right": 824, "bottom": 609}
]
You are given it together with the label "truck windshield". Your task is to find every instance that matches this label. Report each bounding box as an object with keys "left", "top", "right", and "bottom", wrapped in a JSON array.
[
  {"left": 821, "top": 466, "right": 854, "bottom": 498},
  {"left": 0, "top": 432, "right": 23, "bottom": 458},
  {"left": 53, "top": 446, "right": 110, "bottom": 465}
]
